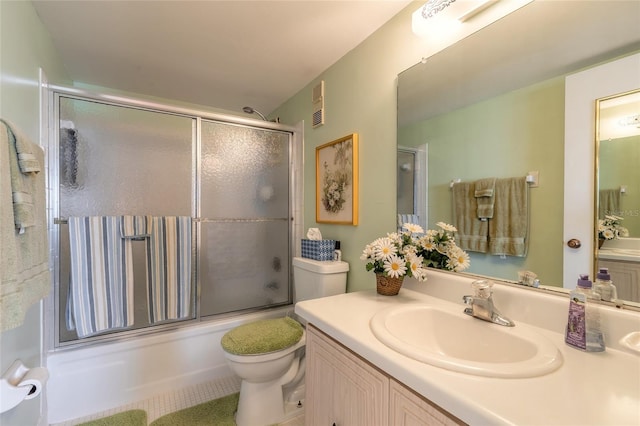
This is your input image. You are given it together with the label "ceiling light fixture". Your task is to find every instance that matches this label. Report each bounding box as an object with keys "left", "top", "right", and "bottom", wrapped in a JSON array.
[
  {"left": 412, "top": 0, "right": 499, "bottom": 37},
  {"left": 618, "top": 114, "right": 640, "bottom": 128},
  {"left": 458, "top": 0, "right": 497, "bottom": 23},
  {"left": 421, "top": 0, "right": 457, "bottom": 20}
]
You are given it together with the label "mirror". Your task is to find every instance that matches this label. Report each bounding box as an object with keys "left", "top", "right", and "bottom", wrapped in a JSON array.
[
  {"left": 397, "top": 1, "right": 640, "bottom": 302},
  {"left": 596, "top": 89, "right": 640, "bottom": 302}
]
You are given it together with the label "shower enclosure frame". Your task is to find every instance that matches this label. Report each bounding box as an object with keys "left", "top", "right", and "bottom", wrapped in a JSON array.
[{"left": 45, "top": 85, "right": 304, "bottom": 350}]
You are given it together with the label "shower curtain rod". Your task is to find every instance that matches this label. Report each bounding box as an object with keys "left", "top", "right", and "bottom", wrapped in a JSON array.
[{"left": 53, "top": 217, "right": 290, "bottom": 225}]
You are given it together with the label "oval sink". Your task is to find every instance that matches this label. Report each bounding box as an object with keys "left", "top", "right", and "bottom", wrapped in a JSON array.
[{"left": 370, "top": 304, "right": 562, "bottom": 378}]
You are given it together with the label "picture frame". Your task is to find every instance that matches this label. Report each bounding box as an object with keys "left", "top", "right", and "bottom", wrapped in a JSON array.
[{"left": 316, "top": 133, "right": 358, "bottom": 225}]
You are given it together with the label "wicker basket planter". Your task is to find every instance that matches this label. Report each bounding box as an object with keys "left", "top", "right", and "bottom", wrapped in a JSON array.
[{"left": 375, "top": 273, "right": 404, "bottom": 296}]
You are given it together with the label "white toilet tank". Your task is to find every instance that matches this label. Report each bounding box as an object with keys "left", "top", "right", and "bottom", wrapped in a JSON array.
[{"left": 292, "top": 257, "right": 349, "bottom": 302}]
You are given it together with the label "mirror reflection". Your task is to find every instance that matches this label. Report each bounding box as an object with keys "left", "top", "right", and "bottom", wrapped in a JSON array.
[
  {"left": 397, "top": 1, "right": 640, "bottom": 303},
  {"left": 596, "top": 90, "right": 640, "bottom": 303}
]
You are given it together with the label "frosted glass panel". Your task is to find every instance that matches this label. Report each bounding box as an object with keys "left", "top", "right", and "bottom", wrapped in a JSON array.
[
  {"left": 59, "top": 97, "right": 193, "bottom": 217},
  {"left": 201, "top": 120, "right": 290, "bottom": 219},
  {"left": 200, "top": 220, "right": 290, "bottom": 316},
  {"left": 200, "top": 120, "right": 292, "bottom": 316},
  {"left": 57, "top": 97, "right": 195, "bottom": 342},
  {"left": 397, "top": 150, "right": 415, "bottom": 215}
]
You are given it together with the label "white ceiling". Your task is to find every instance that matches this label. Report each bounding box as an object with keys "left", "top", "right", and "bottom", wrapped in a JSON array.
[{"left": 32, "top": 0, "right": 413, "bottom": 117}]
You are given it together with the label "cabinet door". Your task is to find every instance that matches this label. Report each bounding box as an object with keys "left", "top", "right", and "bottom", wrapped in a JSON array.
[
  {"left": 306, "top": 325, "right": 389, "bottom": 426},
  {"left": 390, "top": 379, "right": 465, "bottom": 426}
]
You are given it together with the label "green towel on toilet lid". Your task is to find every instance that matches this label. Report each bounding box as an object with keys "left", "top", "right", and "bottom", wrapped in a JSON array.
[{"left": 221, "top": 317, "right": 303, "bottom": 355}]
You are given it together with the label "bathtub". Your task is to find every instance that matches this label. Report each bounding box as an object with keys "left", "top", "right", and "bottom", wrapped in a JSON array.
[
  {"left": 599, "top": 237, "right": 640, "bottom": 262},
  {"left": 46, "top": 306, "right": 292, "bottom": 423}
]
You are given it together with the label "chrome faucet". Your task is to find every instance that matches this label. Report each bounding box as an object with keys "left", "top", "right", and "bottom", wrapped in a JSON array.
[{"left": 463, "top": 280, "right": 515, "bottom": 327}]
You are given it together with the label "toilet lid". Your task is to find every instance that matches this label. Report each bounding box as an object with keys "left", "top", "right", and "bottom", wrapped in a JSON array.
[{"left": 221, "top": 317, "right": 304, "bottom": 355}]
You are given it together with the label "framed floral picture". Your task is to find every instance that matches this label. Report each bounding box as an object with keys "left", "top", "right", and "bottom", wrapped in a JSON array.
[{"left": 316, "top": 133, "right": 358, "bottom": 225}]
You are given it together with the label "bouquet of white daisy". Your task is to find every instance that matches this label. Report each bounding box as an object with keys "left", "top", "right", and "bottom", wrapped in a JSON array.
[
  {"left": 598, "top": 215, "right": 629, "bottom": 240},
  {"left": 361, "top": 222, "right": 470, "bottom": 282}
]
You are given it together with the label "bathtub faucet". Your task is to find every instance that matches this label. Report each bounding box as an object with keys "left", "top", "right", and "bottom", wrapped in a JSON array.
[{"left": 463, "top": 280, "right": 515, "bottom": 327}]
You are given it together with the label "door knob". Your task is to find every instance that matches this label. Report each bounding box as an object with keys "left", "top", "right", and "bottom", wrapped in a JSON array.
[{"left": 567, "top": 239, "right": 581, "bottom": 249}]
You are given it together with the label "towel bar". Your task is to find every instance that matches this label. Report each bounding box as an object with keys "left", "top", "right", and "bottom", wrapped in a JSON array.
[{"left": 450, "top": 173, "right": 540, "bottom": 189}]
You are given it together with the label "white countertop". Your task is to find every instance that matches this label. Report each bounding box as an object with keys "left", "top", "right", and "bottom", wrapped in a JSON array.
[{"left": 295, "top": 287, "right": 640, "bottom": 425}]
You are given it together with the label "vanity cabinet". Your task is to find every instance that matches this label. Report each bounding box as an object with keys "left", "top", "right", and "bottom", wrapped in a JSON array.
[
  {"left": 306, "top": 325, "right": 464, "bottom": 426},
  {"left": 306, "top": 324, "right": 389, "bottom": 425},
  {"left": 389, "top": 379, "right": 464, "bottom": 426}
]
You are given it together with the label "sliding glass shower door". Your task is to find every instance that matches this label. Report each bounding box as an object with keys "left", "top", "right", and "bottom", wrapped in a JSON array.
[
  {"left": 199, "top": 121, "right": 291, "bottom": 315},
  {"left": 56, "top": 96, "right": 195, "bottom": 343},
  {"left": 54, "top": 93, "right": 294, "bottom": 346}
]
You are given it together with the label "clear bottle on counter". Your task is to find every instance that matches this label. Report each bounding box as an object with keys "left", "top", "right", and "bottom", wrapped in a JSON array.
[{"left": 594, "top": 267, "right": 617, "bottom": 302}]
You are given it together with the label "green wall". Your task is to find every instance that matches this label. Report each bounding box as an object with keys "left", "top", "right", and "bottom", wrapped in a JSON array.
[
  {"left": 399, "top": 77, "right": 565, "bottom": 286},
  {"left": 0, "top": 2, "right": 70, "bottom": 425},
  {"left": 272, "top": 4, "right": 424, "bottom": 292}
]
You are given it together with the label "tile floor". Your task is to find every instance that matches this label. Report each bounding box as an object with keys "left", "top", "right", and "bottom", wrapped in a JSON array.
[{"left": 51, "top": 375, "right": 305, "bottom": 426}]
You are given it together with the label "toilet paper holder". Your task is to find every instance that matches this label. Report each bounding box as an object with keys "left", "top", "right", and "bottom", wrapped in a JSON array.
[{"left": 0, "top": 359, "right": 49, "bottom": 413}]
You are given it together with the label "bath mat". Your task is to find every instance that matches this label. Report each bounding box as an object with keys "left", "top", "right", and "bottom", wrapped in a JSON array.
[
  {"left": 78, "top": 409, "right": 147, "bottom": 426},
  {"left": 149, "top": 392, "right": 239, "bottom": 426}
]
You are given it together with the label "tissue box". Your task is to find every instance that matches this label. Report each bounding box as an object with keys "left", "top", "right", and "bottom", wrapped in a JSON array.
[{"left": 301, "top": 239, "right": 336, "bottom": 261}]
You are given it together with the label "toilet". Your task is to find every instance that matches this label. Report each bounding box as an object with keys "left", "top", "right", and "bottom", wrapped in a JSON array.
[{"left": 221, "top": 256, "right": 349, "bottom": 426}]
